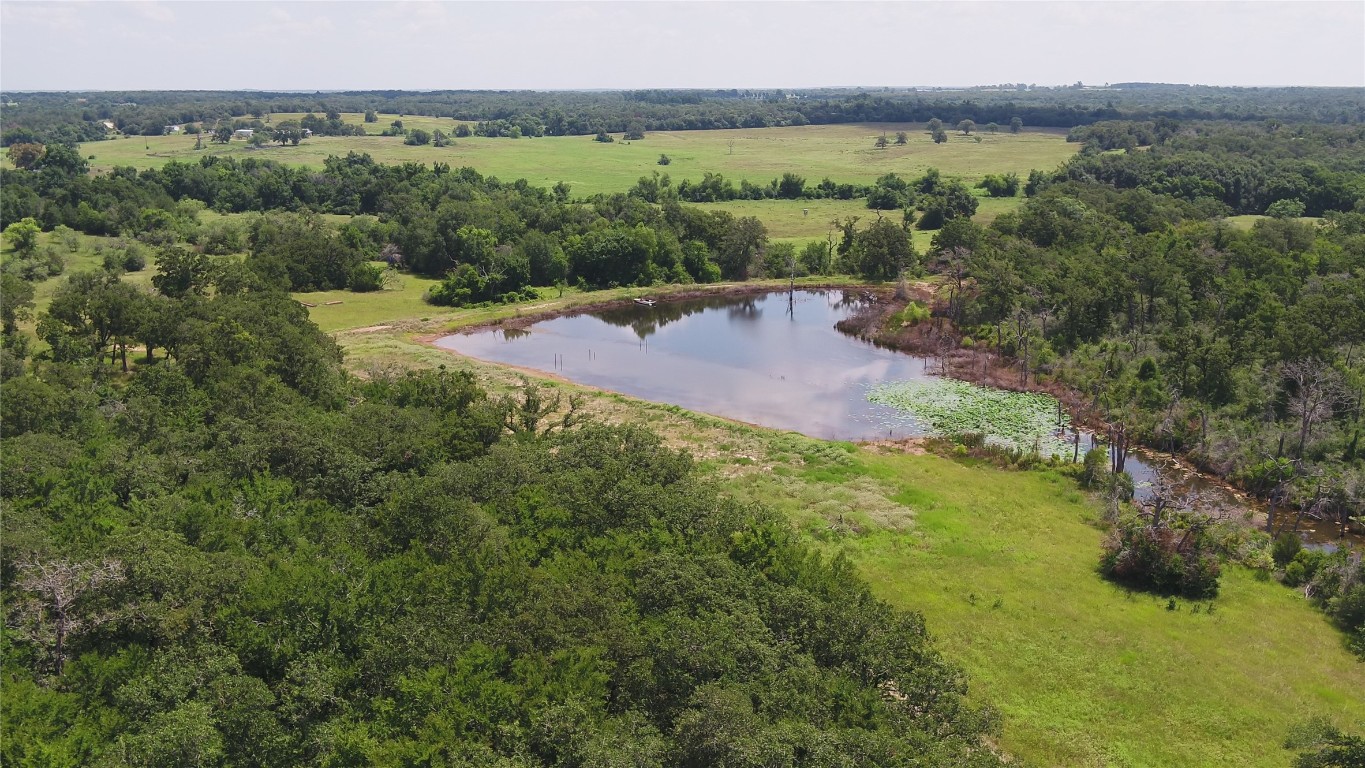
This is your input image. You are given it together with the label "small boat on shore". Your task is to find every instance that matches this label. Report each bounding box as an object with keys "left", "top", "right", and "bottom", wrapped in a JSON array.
[{"left": 634, "top": 298, "right": 656, "bottom": 307}]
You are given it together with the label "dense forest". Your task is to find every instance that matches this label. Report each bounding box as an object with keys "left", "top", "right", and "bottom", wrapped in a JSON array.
[
  {"left": 0, "top": 263, "right": 1007, "bottom": 765},
  {"left": 3, "top": 84, "right": 1363, "bottom": 144}
]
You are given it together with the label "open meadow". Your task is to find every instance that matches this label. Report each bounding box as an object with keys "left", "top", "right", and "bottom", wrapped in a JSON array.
[{"left": 79, "top": 121, "right": 1077, "bottom": 197}]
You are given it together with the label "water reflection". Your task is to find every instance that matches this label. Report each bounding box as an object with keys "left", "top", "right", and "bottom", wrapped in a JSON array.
[
  {"left": 437, "top": 290, "right": 929, "bottom": 441},
  {"left": 596, "top": 295, "right": 766, "bottom": 339}
]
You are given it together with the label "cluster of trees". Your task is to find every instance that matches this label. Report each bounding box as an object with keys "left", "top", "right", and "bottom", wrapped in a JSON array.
[
  {"left": 865, "top": 170, "right": 980, "bottom": 229},
  {"left": 7, "top": 85, "right": 1361, "bottom": 147},
  {"left": 1061, "top": 120, "right": 1365, "bottom": 216},
  {"left": 628, "top": 171, "right": 862, "bottom": 204},
  {"left": 0, "top": 255, "right": 1010, "bottom": 766}
]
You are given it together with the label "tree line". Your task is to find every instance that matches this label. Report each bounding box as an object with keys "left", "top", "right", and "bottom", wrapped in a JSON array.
[{"left": 5, "top": 85, "right": 1362, "bottom": 146}]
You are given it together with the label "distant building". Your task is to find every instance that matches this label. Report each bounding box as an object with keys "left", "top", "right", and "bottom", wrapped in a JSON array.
[
  {"left": 302, "top": 128, "right": 312, "bottom": 137},
  {"left": 101, "top": 121, "right": 116, "bottom": 131},
  {"left": 164, "top": 125, "right": 182, "bottom": 134},
  {"left": 234, "top": 129, "right": 254, "bottom": 139}
]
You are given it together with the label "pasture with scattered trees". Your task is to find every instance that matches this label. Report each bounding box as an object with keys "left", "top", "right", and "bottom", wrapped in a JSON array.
[{"left": 3, "top": 85, "right": 1365, "bottom": 766}]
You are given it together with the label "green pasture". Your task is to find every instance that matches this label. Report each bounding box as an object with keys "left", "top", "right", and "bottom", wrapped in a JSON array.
[
  {"left": 66, "top": 121, "right": 1061, "bottom": 245},
  {"left": 836, "top": 453, "right": 1365, "bottom": 767},
  {"left": 1224, "top": 214, "right": 1324, "bottom": 230},
  {"left": 1, "top": 231, "right": 158, "bottom": 337},
  {"left": 78, "top": 122, "right": 1077, "bottom": 198},
  {"left": 264, "top": 111, "right": 469, "bottom": 136},
  {"left": 711, "top": 193, "right": 1016, "bottom": 245}
]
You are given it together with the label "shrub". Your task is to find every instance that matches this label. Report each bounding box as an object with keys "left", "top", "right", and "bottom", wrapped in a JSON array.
[
  {"left": 657, "top": 154, "right": 671, "bottom": 166},
  {"left": 799, "top": 240, "right": 831, "bottom": 275},
  {"left": 893, "top": 301, "right": 931, "bottom": 326},
  {"left": 1080, "top": 446, "right": 1109, "bottom": 488},
  {"left": 53, "top": 224, "right": 81, "bottom": 252},
  {"left": 101, "top": 240, "right": 146, "bottom": 273},
  {"left": 977, "top": 173, "right": 1020, "bottom": 198},
  {"left": 1100, "top": 517, "right": 1221, "bottom": 599},
  {"left": 201, "top": 221, "right": 247, "bottom": 255},
  {"left": 1272, "top": 532, "right": 1303, "bottom": 567},
  {"left": 1284, "top": 560, "right": 1308, "bottom": 587},
  {"left": 348, "top": 262, "right": 384, "bottom": 292},
  {"left": 1266, "top": 198, "right": 1306, "bottom": 218}
]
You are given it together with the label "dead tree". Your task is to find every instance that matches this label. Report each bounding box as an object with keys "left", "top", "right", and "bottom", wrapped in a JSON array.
[
  {"left": 1284, "top": 358, "right": 1346, "bottom": 459},
  {"left": 501, "top": 378, "right": 584, "bottom": 437},
  {"left": 1138, "top": 473, "right": 1191, "bottom": 530},
  {"left": 1110, "top": 422, "right": 1129, "bottom": 475},
  {"left": 11, "top": 558, "right": 125, "bottom": 676}
]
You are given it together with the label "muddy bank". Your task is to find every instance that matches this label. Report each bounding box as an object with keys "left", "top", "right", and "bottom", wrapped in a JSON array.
[
  {"left": 835, "top": 289, "right": 1109, "bottom": 431},
  {"left": 837, "top": 292, "right": 1362, "bottom": 543}
]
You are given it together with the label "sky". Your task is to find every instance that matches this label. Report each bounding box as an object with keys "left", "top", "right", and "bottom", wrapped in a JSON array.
[{"left": 2, "top": 1, "right": 1363, "bottom": 91}]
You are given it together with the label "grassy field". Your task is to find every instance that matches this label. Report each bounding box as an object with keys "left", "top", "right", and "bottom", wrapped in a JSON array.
[
  {"left": 717, "top": 193, "right": 1018, "bottom": 246},
  {"left": 314, "top": 288, "right": 1365, "bottom": 768},
  {"left": 0, "top": 231, "right": 159, "bottom": 338},
  {"left": 78, "top": 122, "right": 1077, "bottom": 198},
  {"left": 1224, "top": 214, "right": 1324, "bottom": 230},
  {"left": 265, "top": 111, "right": 470, "bottom": 136},
  {"left": 840, "top": 453, "right": 1365, "bottom": 767}
]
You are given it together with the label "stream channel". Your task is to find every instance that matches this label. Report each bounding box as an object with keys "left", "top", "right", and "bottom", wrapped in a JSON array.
[{"left": 435, "top": 289, "right": 1350, "bottom": 546}]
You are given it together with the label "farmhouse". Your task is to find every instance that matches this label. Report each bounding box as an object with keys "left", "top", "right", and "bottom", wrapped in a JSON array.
[{"left": 234, "top": 128, "right": 254, "bottom": 139}]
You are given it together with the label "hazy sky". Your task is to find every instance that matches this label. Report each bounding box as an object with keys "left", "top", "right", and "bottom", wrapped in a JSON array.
[{"left": 2, "top": 1, "right": 1363, "bottom": 91}]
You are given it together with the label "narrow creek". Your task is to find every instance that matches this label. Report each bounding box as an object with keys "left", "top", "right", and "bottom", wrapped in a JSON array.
[{"left": 435, "top": 289, "right": 1356, "bottom": 547}]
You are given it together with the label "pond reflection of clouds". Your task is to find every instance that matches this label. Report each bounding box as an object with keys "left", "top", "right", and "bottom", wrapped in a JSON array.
[{"left": 438, "top": 290, "right": 935, "bottom": 441}]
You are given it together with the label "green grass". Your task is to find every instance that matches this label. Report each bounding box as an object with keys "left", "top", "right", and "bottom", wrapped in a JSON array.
[
  {"left": 79, "top": 122, "right": 1077, "bottom": 198},
  {"left": 326, "top": 290, "right": 1365, "bottom": 767},
  {"left": 1, "top": 232, "right": 159, "bottom": 342},
  {"left": 264, "top": 112, "right": 470, "bottom": 136},
  {"left": 838, "top": 452, "right": 1365, "bottom": 767},
  {"left": 1224, "top": 214, "right": 1323, "bottom": 230},
  {"left": 711, "top": 438, "right": 1365, "bottom": 767}
]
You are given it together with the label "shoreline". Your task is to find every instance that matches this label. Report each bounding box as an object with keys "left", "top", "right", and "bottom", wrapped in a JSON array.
[{"left": 406, "top": 280, "right": 1358, "bottom": 542}]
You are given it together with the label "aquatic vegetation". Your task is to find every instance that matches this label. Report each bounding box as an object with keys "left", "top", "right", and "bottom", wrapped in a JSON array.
[{"left": 869, "top": 378, "right": 1073, "bottom": 456}]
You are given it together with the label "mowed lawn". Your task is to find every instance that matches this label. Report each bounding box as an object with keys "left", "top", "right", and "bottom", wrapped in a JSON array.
[
  {"left": 79, "top": 121, "right": 1077, "bottom": 197},
  {"left": 824, "top": 451, "right": 1365, "bottom": 767}
]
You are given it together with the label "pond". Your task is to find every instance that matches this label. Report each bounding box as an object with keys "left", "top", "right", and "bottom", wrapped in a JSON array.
[
  {"left": 436, "top": 290, "right": 933, "bottom": 441},
  {"left": 436, "top": 289, "right": 1352, "bottom": 544}
]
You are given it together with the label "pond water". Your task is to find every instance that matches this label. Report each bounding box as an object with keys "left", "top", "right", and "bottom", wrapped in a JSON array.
[
  {"left": 436, "top": 290, "right": 1353, "bottom": 545},
  {"left": 436, "top": 290, "right": 934, "bottom": 441}
]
